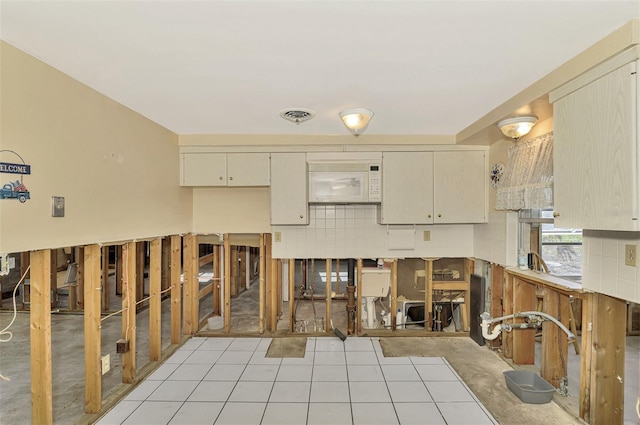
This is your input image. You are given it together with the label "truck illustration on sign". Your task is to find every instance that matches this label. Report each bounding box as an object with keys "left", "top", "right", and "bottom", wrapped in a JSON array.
[{"left": 0, "top": 180, "right": 30, "bottom": 202}]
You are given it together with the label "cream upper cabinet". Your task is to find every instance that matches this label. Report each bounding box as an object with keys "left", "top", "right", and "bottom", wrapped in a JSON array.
[
  {"left": 552, "top": 60, "right": 638, "bottom": 231},
  {"left": 181, "top": 152, "right": 227, "bottom": 186},
  {"left": 270, "top": 152, "right": 308, "bottom": 225},
  {"left": 180, "top": 152, "right": 270, "bottom": 187},
  {"left": 379, "top": 150, "right": 487, "bottom": 224},
  {"left": 226, "top": 153, "right": 270, "bottom": 186},
  {"left": 380, "top": 151, "right": 434, "bottom": 224},
  {"left": 433, "top": 151, "right": 488, "bottom": 224}
]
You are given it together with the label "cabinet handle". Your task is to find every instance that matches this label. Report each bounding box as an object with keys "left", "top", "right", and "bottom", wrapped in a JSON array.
[
  {"left": 438, "top": 214, "right": 442, "bottom": 218},
  {"left": 300, "top": 215, "right": 304, "bottom": 219},
  {"left": 219, "top": 176, "right": 223, "bottom": 180},
  {"left": 428, "top": 214, "right": 432, "bottom": 219},
  {"left": 229, "top": 176, "right": 233, "bottom": 181},
  {"left": 553, "top": 212, "right": 560, "bottom": 218}
]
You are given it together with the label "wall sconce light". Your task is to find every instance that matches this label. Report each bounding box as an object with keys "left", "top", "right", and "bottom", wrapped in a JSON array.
[
  {"left": 497, "top": 116, "right": 537, "bottom": 140},
  {"left": 339, "top": 108, "right": 374, "bottom": 136}
]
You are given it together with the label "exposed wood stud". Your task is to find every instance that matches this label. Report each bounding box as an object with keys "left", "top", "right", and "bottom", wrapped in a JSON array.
[
  {"left": 325, "top": 259, "right": 331, "bottom": 333},
  {"left": 50, "top": 249, "right": 57, "bottom": 309},
  {"left": 224, "top": 234, "right": 231, "bottom": 333},
  {"left": 356, "top": 259, "right": 362, "bottom": 336},
  {"left": 259, "top": 234, "right": 265, "bottom": 334},
  {"left": 512, "top": 278, "right": 537, "bottom": 364},
  {"left": 289, "top": 259, "right": 295, "bottom": 333},
  {"left": 182, "top": 234, "right": 198, "bottom": 335},
  {"left": 101, "top": 246, "right": 109, "bottom": 312},
  {"left": 136, "top": 242, "right": 145, "bottom": 309},
  {"left": 30, "top": 249, "right": 52, "bottom": 425},
  {"left": 541, "top": 289, "right": 569, "bottom": 387},
  {"left": 590, "top": 293, "right": 626, "bottom": 425},
  {"left": 502, "top": 271, "right": 514, "bottom": 359},
  {"left": 490, "top": 264, "right": 504, "bottom": 349},
  {"left": 161, "top": 238, "right": 171, "bottom": 293},
  {"left": 425, "top": 259, "right": 433, "bottom": 332},
  {"left": 213, "top": 245, "right": 221, "bottom": 316},
  {"left": 122, "top": 242, "right": 137, "bottom": 384},
  {"left": 169, "top": 235, "right": 181, "bottom": 344},
  {"left": 265, "top": 234, "right": 273, "bottom": 332},
  {"left": 391, "top": 259, "right": 398, "bottom": 331},
  {"left": 84, "top": 244, "right": 102, "bottom": 413},
  {"left": 149, "top": 238, "right": 162, "bottom": 361},
  {"left": 115, "top": 245, "right": 123, "bottom": 296}
]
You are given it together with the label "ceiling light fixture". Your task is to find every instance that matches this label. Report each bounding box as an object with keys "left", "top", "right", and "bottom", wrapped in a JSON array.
[
  {"left": 497, "top": 116, "right": 538, "bottom": 140},
  {"left": 339, "top": 108, "right": 374, "bottom": 136}
]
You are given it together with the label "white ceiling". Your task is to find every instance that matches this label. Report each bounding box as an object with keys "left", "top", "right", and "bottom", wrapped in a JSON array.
[{"left": 1, "top": 1, "right": 639, "bottom": 136}]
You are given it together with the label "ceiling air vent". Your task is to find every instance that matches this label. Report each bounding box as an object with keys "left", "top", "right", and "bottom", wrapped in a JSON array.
[{"left": 279, "top": 108, "right": 315, "bottom": 124}]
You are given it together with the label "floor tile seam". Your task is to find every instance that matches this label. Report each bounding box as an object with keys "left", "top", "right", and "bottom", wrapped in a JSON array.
[{"left": 342, "top": 345, "right": 355, "bottom": 425}]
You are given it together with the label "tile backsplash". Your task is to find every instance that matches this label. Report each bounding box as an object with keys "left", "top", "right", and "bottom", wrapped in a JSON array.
[
  {"left": 583, "top": 230, "right": 640, "bottom": 304},
  {"left": 272, "top": 204, "right": 474, "bottom": 259}
]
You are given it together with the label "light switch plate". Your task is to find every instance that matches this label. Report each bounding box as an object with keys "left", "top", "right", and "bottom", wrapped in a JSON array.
[
  {"left": 274, "top": 232, "right": 282, "bottom": 242},
  {"left": 423, "top": 230, "right": 431, "bottom": 241},
  {"left": 51, "top": 196, "right": 65, "bottom": 217}
]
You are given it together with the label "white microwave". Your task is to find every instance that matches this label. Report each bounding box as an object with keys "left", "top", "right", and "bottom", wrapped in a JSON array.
[{"left": 308, "top": 161, "right": 381, "bottom": 203}]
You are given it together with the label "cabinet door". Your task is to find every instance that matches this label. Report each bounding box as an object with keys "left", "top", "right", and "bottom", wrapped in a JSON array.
[
  {"left": 554, "top": 61, "right": 638, "bottom": 230},
  {"left": 380, "top": 151, "right": 434, "bottom": 224},
  {"left": 227, "top": 153, "right": 271, "bottom": 186},
  {"left": 433, "top": 151, "right": 487, "bottom": 223},
  {"left": 181, "top": 153, "right": 226, "bottom": 186},
  {"left": 270, "top": 153, "right": 308, "bottom": 225}
]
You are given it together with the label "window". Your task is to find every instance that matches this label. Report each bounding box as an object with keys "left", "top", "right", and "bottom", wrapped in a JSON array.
[{"left": 519, "top": 209, "right": 582, "bottom": 282}]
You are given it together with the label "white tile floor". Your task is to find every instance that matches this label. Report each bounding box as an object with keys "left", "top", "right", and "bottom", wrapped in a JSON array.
[{"left": 97, "top": 337, "right": 498, "bottom": 425}]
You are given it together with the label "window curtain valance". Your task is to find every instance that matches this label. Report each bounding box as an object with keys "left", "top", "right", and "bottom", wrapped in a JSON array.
[{"left": 495, "top": 132, "right": 553, "bottom": 210}]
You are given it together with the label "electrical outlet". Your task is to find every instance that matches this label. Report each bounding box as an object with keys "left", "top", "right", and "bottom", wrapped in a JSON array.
[
  {"left": 101, "top": 354, "right": 110, "bottom": 375},
  {"left": 274, "top": 232, "right": 281, "bottom": 242},
  {"left": 423, "top": 230, "right": 430, "bottom": 241},
  {"left": 625, "top": 244, "right": 637, "bottom": 267}
]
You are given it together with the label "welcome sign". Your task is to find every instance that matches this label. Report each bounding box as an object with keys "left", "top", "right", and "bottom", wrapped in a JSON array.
[{"left": 0, "top": 162, "right": 31, "bottom": 175}]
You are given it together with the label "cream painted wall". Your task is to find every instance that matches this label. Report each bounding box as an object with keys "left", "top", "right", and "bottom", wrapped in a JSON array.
[
  {"left": 0, "top": 42, "right": 192, "bottom": 253},
  {"left": 192, "top": 187, "right": 271, "bottom": 234}
]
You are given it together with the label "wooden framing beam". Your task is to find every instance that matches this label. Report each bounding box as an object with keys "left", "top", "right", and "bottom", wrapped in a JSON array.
[
  {"left": 83, "top": 244, "right": 102, "bottom": 413},
  {"left": 325, "top": 259, "right": 331, "bottom": 333},
  {"left": 101, "top": 246, "right": 109, "bottom": 311},
  {"left": 265, "top": 234, "right": 273, "bottom": 332},
  {"left": 50, "top": 250, "right": 57, "bottom": 309},
  {"left": 170, "top": 235, "right": 181, "bottom": 344},
  {"left": 289, "top": 259, "right": 295, "bottom": 333},
  {"left": 588, "top": 293, "right": 626, "bottom": 425},
  {"left": 579, "top": 292, "right": 593, "bottom": 421},
  {"left": 489, "top": 264, "right": 504, "bottom": 349},
  {"left": 425, "top": 259, "right": 433, "bottom": 332},
  {"left": 161, "top": 238, "right": 171, "bottom": 293},
  {"left": 259, "top": 234, "right": 265, "bottom": 334},
  {"left": 30, "top": 249, "right": 52, "bottom": 425},
  {"left": 390, "top": 259, "right": 398, "bottom": 330},
  {"left": 512, "top": 277, "right": 537, "bottom": 364},
  {"left": 277, "top": 259, "right": 282, "bottom": 317},
  {"left": 76, "top": 247, "right": 85, "bottom": 310},
  {"left": 182, "top": 234, "right": 198, "bottom": 335},
  {"left": 136, "top": 242, "right": 145, "bottom": 308},
  {"left": 502, "top": 271, "right": 514, "bottom": 359},
  {"left": 149, "top": 238, "right": 162, "bottom": 361},
  {"left": 122, "top": 242, "right": 137, "bottom": 384},
  {"left": 115, "top": 245, "right": 123, "bottom": 296},
  {"left": 270, "top": 258, "right": 277, "bottom": 332},
  {"left": 213, "top": 244, "right": 221, "bottom": 316},
  {"left": 356, "top": 259, "right": 362, "bottom": 335},
  {"left": 224, "top": 234, "right": 231, "bottom": 333},
  {"left": 541, "top": 288, "right": 570, "bottom": 387}
]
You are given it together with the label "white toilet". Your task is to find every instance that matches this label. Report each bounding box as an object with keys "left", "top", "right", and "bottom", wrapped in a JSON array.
[{"left": 360, "top": 268, "right": 391, "bottom": 329}]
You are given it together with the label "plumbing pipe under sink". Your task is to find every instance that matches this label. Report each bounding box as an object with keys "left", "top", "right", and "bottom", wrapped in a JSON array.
[{"left": 480, "top": 311, "right": 575, "bottom": 342}]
